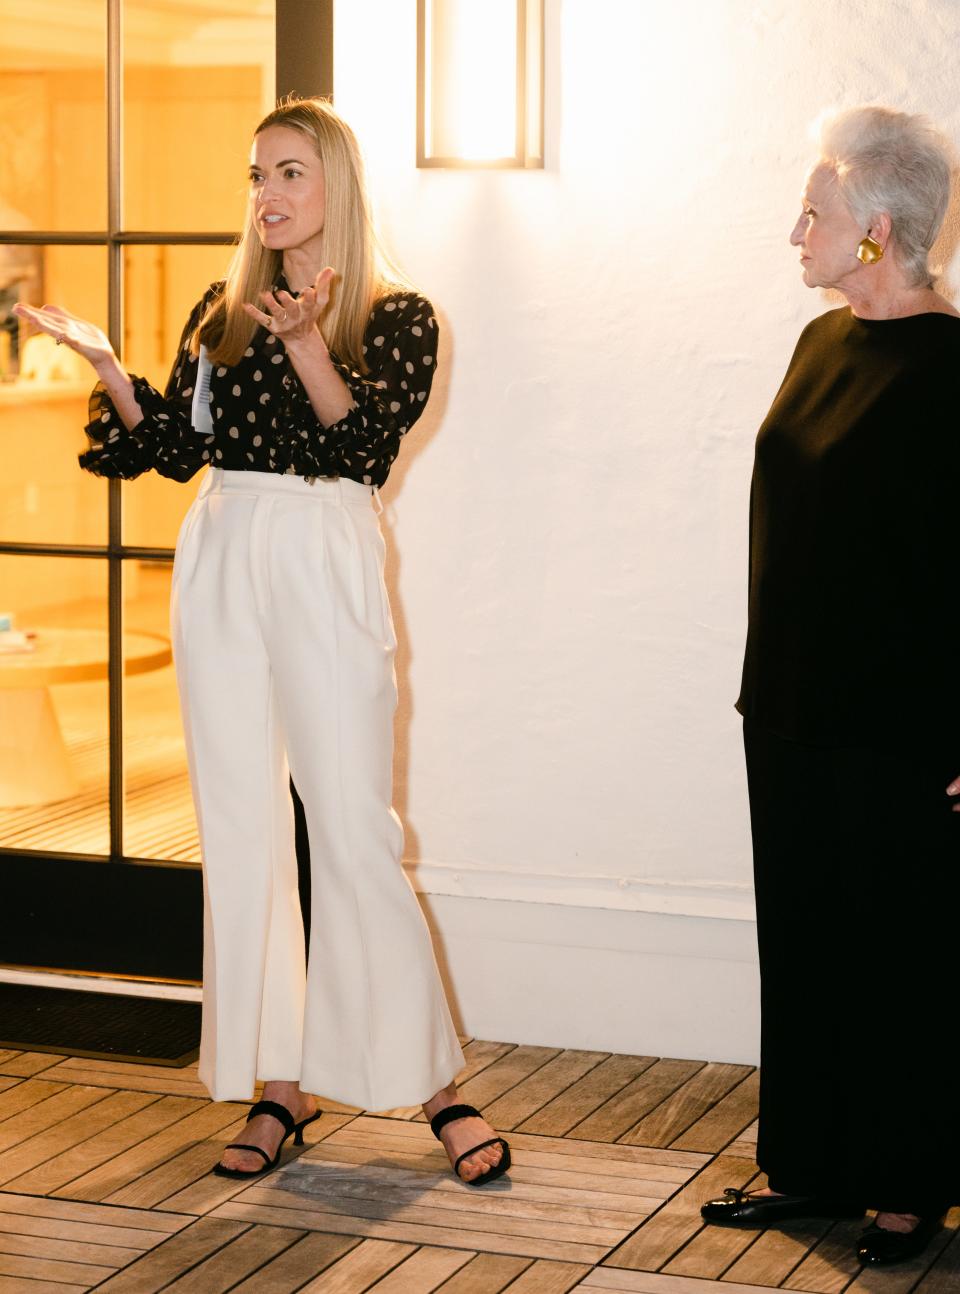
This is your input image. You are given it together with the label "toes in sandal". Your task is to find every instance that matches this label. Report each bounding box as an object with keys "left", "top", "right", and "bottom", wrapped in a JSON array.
[
  {"left": 213, "top": 1099, "right": 321, "bottom": 1179},
  {"left": 429, "top": 1102, "right": 512, "bottom": 1187}
]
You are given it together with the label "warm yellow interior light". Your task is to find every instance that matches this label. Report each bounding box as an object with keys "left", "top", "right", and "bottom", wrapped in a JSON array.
[{"left": 418, "top": 0, "right": 543, "bottom": 168}]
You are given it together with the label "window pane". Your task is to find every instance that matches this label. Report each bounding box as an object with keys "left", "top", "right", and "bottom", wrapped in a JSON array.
[
  {"left": 0, "top": 555, "right": 108, "bottom": 854},
  {"left": 122, "top": 560, "right": 197, "bottom": 863},
  {"left": 121, "top": 243, "right": 231, "bottom": 548},
  {"left": 0, "top": 245, "right": 108, "bottom": 544},
  {"left": 0, "top": 0, "right": 107, "bottom": 231},
  {"left": 124, "top": 0, "right": 275, "bottom": 232}
]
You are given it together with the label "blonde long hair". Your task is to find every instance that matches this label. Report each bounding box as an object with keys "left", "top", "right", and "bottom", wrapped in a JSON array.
[{"left": 193, "top": 97, "right": 393, "bottom": 370}]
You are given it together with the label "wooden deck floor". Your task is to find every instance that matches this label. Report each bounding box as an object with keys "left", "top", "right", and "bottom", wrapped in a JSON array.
[{"left": 0, "top": 1041, "right": 955, "bottom": 1293}]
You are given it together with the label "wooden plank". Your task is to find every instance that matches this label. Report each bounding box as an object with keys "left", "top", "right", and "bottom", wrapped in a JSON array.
[
  {"left": 53, "top": 1099, "right": 246, "bottom": 1202},
  {"left": 505, "top": 1132, "right": 706, "bottom": 1174},
  {"left": 0, "top": 1208, "right": 169, "bottom": 1251},
  {"left": 0, "top": 1084, "right": 112, "bottom": 1154},
  {"left": 296, "top": 1238, "right": 416, "bottom": 1292},
  {"left": 506, "top": 1258, "right": 593, "bottom": 1292},
  {"left": 326, "top": 1120, "right": 703, "bottom": 1181},
  {"left": 481, "top": 1051, "right": 609, "bottom": 1132},
  {"left": 518, "top": 1056, "right": 658, "bottom": 1138},
  {"left": 92, "top": 1218, "right": 251, "bottom": 1293},
  {"left": 291, "top": 1142, "right": 665, "bottom": 1210},
  {"left": 914, "top": 1219, "right": 960, "bottom": 1292},
  {"left": 0, "top": 1052, "right": 65, "bottom": 1078},
  {"left": 152, "top": 1114, "right": 356, "bottom": 1217},
  {"left": 0, "top": 1082, "right": 17, "bottom": 1097},
  {"left": 0, "top": 1250, "right": 114, "bottom": 1285},
  {"left": 158, "top": 1223, "right": 305, "bottom": 1293},
  {"left": 0, "top": 1228, "right": 142, "bottom": 1267},
  {"left": 0, "top": 1078, "right": 68, "bottom": 1124},
  {"left": 661, "top": 1215, "right": 759, "bottom": 1278},
  {"left": 578, "top": 1270, "right": 782, "bottom": 1291},
  {"left": 723, "top": 1121, "right": 758, "bottom": 1160},
  {"left": 40, "top": 1058, "right": 352, "bottom": 1110},
  {"left": 0, "top": 1189, "right": 191, "bottom": 1234},
  {"left": 155, "top": 1162, "right": 283, "bottom": 1219},
  {"left": 299, "top": 1137, "right": 669, "bottom": 1204},
  {"left": 600, "top": 1155, "right": 756, "bottom": 1272},
  {"left": 781, "top": 1217, "right": 872, "bottom": 1293},
  {"left": 456, "top": 1046, "right": 563, "bottom": 1113},
  {"left": 236, "top": 1181, "right": 628, "bottom": 1246},
  {"left": 619, "top": 1064, "right": 754, "bottom": 1148},
  {"left": 39, "top": 1063, "right": 211, "bottom": 1100},
  {"left": 265, "top": 1161, "right": 648, "bottom": 1229},
  {"left": 8, "top": 1094, "right": 205, "bottom": 1196},
  {"left": 228, "top": 1233, "right": 361, "bottom": 1293},
  {"left": 214, "top": 1198, "right": 612, "bottom": 1264},
  {"left": 721, "top": 1217, "right": 835, "bottom": 1286},
  {"left": 0, "top": 1276, "right": 87, "bottom": 1294},
  {"left": 109, "top": 1111, "right": 353, "bottom": 1210},
  {"left": 381, "top": 1040, "right": 515, "bottom": 1120},
  {"left": 457, "top": 1040, "right": 517, "bottom": 1085},
  {"left": 371, "top": 1245, "right": 474, "bottom": 1291},
  {"left": 0, "top": 1089, "right": 159, "bottom": 1187},
  {"left": 569, "top": 1060, "right": 705, "bottom": 1143},
  {"left": 668, "top": 1071, "right": 760, "bottom": 1154},
  {"left": 434, "top": 1252, "right": 532, "bottom": 1292}
]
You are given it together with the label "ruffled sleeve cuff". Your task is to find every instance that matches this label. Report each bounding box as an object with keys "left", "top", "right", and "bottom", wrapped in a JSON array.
[{"left": 79, "top": 375, "right": 204, "bottom": 482}]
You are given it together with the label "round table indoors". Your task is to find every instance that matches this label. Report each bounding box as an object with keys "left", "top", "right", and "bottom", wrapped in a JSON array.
[{"left": 0, "top": 628, "right": 172, "bottom": 808}]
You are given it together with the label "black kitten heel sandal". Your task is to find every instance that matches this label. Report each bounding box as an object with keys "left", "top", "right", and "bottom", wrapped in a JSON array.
[
  {"left": 213, "top": 1099, "right": 322, "bottom": 1180},
  {"left": 429, "top": 1103, "right": 511, "bottom": 1187}
]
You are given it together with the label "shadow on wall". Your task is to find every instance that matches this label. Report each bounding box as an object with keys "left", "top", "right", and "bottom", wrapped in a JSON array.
[
  {"left": 379, "top": 303, "right": 453, "bottom": 866},
  {"left": 373, "top": 304, "right": 461, "bottom": 1026}
]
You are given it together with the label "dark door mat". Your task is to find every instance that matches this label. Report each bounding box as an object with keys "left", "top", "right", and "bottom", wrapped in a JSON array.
[{"left": 0, "top": 983, "right": 201, "bottom": 1067}]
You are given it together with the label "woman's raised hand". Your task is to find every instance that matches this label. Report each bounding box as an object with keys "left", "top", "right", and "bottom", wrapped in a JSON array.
[
  {"left": 12, "top": 303, "right": 116, "bottom": 371},
  {"left": 241, "top": 268, "right": 335, "bottom": 348}
]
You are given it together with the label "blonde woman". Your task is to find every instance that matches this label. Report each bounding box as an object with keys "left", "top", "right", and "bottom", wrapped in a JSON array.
[{"left": 16, "top": 98, "right": 510, "bottom": 1188}]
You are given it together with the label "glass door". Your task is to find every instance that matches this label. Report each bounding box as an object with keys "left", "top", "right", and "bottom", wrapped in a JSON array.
[{"left": 0, "top": 0, "right": 275, "bottom": 979}]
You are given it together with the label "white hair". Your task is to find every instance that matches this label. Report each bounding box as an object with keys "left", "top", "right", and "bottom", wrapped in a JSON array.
[{"left": 819, "top": 105, "right": 953, "bottom": 287}]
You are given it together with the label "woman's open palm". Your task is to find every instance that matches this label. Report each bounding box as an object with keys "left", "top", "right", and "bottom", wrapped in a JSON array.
[{"left": 13, "top": 303, "right": 115, "bottom": 369}]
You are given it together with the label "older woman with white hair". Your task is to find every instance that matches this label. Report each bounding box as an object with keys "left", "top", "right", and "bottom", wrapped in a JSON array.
[{"left": 700, "top": 105, "right": 960, "bottom": 1265}]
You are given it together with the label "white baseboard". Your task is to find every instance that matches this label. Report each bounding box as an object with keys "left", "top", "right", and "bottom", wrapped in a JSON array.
[
  {"left": 422, "top": 893, "right": 761, "bottom": 1066},
  {"left": 404, "top": 857, "right": 756, "bottom": 921}
]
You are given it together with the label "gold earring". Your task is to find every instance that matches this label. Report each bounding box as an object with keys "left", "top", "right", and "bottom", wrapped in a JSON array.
[{"left": 857, "top": 235, "right": 884, "bottom": 265}]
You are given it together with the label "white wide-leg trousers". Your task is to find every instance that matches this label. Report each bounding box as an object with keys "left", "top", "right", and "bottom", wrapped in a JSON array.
[{"left": 171, "top": 468, "right": 464, "bottom": 1107}]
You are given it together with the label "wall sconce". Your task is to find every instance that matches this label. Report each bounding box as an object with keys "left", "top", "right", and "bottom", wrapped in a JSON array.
[{"left": 417, "top": 0, "right": 544, "bottom": 169}]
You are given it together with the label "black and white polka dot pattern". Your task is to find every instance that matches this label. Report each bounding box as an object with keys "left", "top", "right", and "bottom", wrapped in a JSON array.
[{"left": 80, "top": 280, "right": 439, "bottom": 488}]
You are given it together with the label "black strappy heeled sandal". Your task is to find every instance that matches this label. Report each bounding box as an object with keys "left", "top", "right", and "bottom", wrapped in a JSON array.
[
  {"left": 212, "top": 1099, "right": 322, "bottom": 1180},
  {"left": 429, "top": 1103, "right": 512, "bottom": 1187}
]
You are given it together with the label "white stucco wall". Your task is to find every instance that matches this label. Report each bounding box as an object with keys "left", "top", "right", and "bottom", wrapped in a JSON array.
[{"left": 333, "top": 0, "right": 960, "bottom": 1062}]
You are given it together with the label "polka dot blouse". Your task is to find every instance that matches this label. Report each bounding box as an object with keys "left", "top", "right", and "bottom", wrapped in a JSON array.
[{"left": 79, "top": 281, "right": 439, "bottom": 489}]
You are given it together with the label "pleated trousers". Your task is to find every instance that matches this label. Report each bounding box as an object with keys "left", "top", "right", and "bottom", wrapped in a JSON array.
[
  {"left": 171, "top": 468, "right": 464, "bottom": 1107},
  {"left": 744, "top": 717, "right": 959, "bottom": 1211}
]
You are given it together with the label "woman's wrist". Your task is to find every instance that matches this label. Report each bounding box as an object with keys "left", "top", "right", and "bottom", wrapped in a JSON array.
[
  {"left": 282, "top": 326, "right": 330, "bottom": 365},
  {"left": 92, "top": 350, "right": 126, "bottom": 384}
]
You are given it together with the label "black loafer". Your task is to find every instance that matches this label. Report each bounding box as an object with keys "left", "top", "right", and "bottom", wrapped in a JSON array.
[
  {"left": 701, "top": 1187, "right": 866, "bottom": 1227},
  {"left": 856, "top": 1213, "right": 947, "bottom": 1266}
]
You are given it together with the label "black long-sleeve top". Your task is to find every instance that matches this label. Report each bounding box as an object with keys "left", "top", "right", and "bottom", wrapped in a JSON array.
[
  {"left": 736, "top": 306, "right": 960, "bottom": 745},
  {"left": 79, "top": 281, "right": 438, "bottom": 488}
]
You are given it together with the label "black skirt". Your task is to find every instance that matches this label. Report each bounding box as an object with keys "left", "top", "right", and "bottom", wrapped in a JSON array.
[{"left": 743, "top": 718, "right": 959, "bottom": 1212}]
